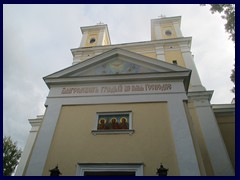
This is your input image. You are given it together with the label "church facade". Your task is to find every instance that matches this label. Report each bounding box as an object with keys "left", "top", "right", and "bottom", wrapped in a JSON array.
[{"left": 15, "top": 16, "right": 235, "bottom": 176}]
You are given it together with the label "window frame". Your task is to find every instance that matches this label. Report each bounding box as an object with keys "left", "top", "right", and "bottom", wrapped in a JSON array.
[
  {"left": 172, "top": 60, "right": 178, "bottom": 65},
  {"left": 91, "top": 111, "right": 134, "bottom": 135},
  {"left": 76, "top": 163, "right": 144, "bottom": 176}
]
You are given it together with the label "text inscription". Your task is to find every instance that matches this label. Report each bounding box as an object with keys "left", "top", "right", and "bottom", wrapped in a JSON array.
[{"left": 60, "top": 83, "right": 172, "bottom": 96}]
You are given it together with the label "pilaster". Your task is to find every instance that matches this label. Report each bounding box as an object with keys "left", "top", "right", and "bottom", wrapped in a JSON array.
[
  {"left": 15, "top": 116, "right": 43, "bottom": 176},
  {"left": 188, "top": 91, "right": 234, "bottom": 176},
  {"left": 155, "top": 46, "right": 165, "bottom": 61},
  {"left": 167, "top": 98, "right": 200, "bottom": 176},
  {"left": 25, "top": 104, "right": 62, "bottom": 176},
  {"left": 180, "top": 43, "right": 206, "bottom": 91}
]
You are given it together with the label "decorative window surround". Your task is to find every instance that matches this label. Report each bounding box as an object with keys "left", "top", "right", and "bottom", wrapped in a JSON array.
[
  {"left": 76, "top": 163, "right": 144, "bottom": 176},
  {"left": 92, "top": 111, "right": 133, "bottom": 135},
  {"left": 92, "top": 129, "right": 135, "bottom": 135}
]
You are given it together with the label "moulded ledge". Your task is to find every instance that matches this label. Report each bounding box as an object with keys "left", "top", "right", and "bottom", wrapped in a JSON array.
[{"left": 91, "top": 129, "right": 135, "bottom": 135}]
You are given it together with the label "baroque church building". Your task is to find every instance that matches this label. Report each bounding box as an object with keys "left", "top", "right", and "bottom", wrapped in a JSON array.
[{"left": 16, "top": 16, "right": 235, "bottom": 176}]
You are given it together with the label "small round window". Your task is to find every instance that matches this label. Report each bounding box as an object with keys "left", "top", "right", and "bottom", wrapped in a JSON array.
[
  {"left": 89, "top": 38, "right": 96, "bottom": 44},
  {"left": 165, "top": 30, "right": 172, "bottom": 36}
]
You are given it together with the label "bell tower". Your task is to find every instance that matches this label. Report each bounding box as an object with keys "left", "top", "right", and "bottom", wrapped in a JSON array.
[
  {"left": 151, "top": 16, "right": 183, "bottom": 40},
  {"left": 80, "top": 23, "right": 111, "bottom": 47}
]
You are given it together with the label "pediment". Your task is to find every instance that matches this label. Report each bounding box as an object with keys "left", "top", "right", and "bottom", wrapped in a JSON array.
[
  {"left": 69, "top": 58, "right": 158, "bottom": 76},
  {"left": 45, "top": 48, "right": 190, "bottom": 79}
]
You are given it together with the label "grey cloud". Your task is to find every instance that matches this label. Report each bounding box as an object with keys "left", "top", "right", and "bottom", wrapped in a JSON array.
[{"left": 3, "top": 4, "right": 235, "bottom": 150}]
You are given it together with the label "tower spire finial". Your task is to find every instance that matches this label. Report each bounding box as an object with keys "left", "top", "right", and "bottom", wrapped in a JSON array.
[
  {"left": 97, "top": 21, "right": 104, "bottom": 25},
  {"left": 158, "top": 14, "right": 166, "bottom": 18}
]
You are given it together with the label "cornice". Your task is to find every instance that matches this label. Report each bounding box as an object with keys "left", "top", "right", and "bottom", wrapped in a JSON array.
[
  {"left": 187, "top": 91, "right": 214, "bottom": 101},
  {"left": 45, "top": 71, "right": 190, "bottom": 88},
  {"left": 212, "top": 104, "right": 235, "bottom": 114},
  {"left": 71, "top": 37, "right": 192, "bottom": 56}
]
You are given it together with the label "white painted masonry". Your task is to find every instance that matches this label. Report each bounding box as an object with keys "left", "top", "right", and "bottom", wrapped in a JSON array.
[
  {"left": 18, "top": 16, "right": 234, "bottom": 176},
  {"left": 167, "top": 98, "right": 200, "bottom": 176},
  {"left": 25, "top": 104, "right": 62, "bottom": 176},
  {"left": 155, "top": 46, "right": 166, "bottom": 61},
  {"left": 188, "top": 92, "right": 234, "bottom": 176},
  {"left": 180, "top": 44, "right": 206, "bottom": 91},
  {"left": 25, "top": 78, "right": 200, "bottom": 175},
  {"left": 76, "top": 163, "right": 144, "bottom": 176},
  {"left": 173, "top": 21, "right": 183, "bottom": 37},
  {"left": 15, "top": 117, "right": 42, "bottom": 176}
]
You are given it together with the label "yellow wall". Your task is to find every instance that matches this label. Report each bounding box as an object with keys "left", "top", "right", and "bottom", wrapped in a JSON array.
[
  {"left": 78, "top": 42, "right": 187, "bottom": 67},
  {"left": 43, "top": 103, "right": 180, "bottom": 176},
  {"left": 122, "top": 47, "right": 157, "bottom": 59},
  {"left": 215, "top": 114, "right": 235, "bottom": 169},
  {"left": 164, "top": 49, "right": 186, "bottom": 68},
  {"left": 103, "top": 33, "right": 110, "bottom": 46},
  {"left": 141, "top": 52, "right": 157, "bottom": 59},
  {"left": 85, "top": 34, "right": 98, "bottom": 47},
  {"left": 160, "top": 24, "right": 177, "bottom": 39}
]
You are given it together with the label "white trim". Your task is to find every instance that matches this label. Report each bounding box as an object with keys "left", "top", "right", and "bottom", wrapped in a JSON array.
[
  {"left": 76, "top": 163, "right": 144, "bottom": 176},
  {"left": 91, "top": 130, "right": 134, "bottom": 135},
  {"left": 48, "top": 48, "right": 190, "bottom": 79},
  {"left": 72, "top": 37, "right": 192, "bottom": 54},
  {"left": 167, "top": 99, "right": 200, "bottom": 176},
  {"left": 155, "top": 45, "right": 165, "bottom": 61},
  {"left": 212, "top": 104, "right": 235, "bottom": 114},
  {"left": 45, "top": 93, "right": 188, "bottom": 106},
  {"left": 180, "top": 48, "right": 206, "bottom": 91},
  {"left": 45, "top": 73, "right": 191, "bottom": 92},
  {"left": 15, "top": 117, "right": 43, "bottom": 176},
  {"left": 26, "top": 92, "right": 189, "bottom": 175},
  {"left": 189, "top": 94, "right": 235, "bottom": 176},
  {"left": 25, "top": 104, "right": 62, "bottom": 176},
  {"left": 173, "top": 21, "right": 183, "bottom": 37},
  {"left": 96, "top": 111, "right": 132, "bottom": 129}
]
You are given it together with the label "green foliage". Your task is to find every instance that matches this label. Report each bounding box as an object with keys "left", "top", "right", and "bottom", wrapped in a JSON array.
[
  {"left": 202, "top": 4, "right": 235, "bottom": 94},
  {"left": 3, "top": 136, "right": 22, "bottom": 176},
  {"left": 201, "top": 4, "right": 235, "bottom": 42},
  {"left": 230, "top": 64, "right": 235, "bottom": 93}
]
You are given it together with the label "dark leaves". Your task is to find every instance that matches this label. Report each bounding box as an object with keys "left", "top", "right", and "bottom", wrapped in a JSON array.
[{"left": 3, "top": 136, "right": 22, "bottom": 176}]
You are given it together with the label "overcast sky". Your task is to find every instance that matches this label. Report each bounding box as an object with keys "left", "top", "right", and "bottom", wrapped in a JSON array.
[{"left": 3, "top": 4, "right": 235, "bottom": 149}]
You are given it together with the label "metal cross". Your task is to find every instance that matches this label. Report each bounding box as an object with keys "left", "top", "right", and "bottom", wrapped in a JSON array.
[
  {"left": 158, "top": 14, "right": 166, "bottom": 18},
  {"left": 97, "top": 21, "right": 104, "bottom": 25}
]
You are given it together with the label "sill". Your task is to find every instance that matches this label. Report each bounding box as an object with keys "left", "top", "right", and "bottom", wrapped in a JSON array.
[{"left": 91, "top": 129, "right": 134, "bottom": 135}]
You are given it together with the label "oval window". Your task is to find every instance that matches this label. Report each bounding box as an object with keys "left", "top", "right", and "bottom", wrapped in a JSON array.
[
  {"left": 89, "top": 38, "right": 96, "bottom": 44},
  {"left": 165, "top": 30, "right": 172, "bottom": 36}
]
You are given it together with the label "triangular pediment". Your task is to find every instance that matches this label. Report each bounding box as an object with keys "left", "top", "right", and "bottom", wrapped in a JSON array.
[
  {"left": 69, "top": 58, "right": 158, "bottom": 76},
  {"left": 44, "top": 48, "right": 191, "bottom": 90},
  {"left": 45, "top": 48, "right": 190, "bottom": 79}
]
